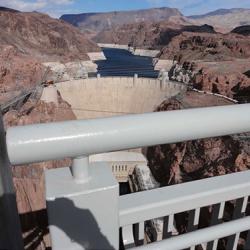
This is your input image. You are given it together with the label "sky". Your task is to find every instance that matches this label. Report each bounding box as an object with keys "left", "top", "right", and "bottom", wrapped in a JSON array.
[{"left": 0, "top": 0, "right": 250, "bottom": 18}]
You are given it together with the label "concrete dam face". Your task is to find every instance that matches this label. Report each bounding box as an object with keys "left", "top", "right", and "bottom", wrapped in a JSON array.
[{"left": 55, "top": 77, "right": 186, "bottom": 120}]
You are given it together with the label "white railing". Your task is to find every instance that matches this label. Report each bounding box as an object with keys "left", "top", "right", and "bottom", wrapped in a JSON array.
[
  {"left": 120, "top": 170, "right": 250, "bottom": 249},
  {"left": 7, "top": 104, "right": 250, "bottom": 166},
  {"left": 3, "top": 104, "right": 250, "bottom": 250}
]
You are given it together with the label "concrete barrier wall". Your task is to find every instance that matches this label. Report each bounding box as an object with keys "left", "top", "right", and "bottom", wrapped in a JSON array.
[
  {"left": 87, "top": 52, "right": 106, "bottom": 61},
  {"left": 56, "top": 77, "right": 186, "bottom": 120},
  {"left": 132, "top": 49, "right": 160, "bottom": 58},
  {"left": 154, "top": 59, "right": 174, "bottom": 71},
  {"left": 98, "top": 43, "right": 129, "bottom": 50}
]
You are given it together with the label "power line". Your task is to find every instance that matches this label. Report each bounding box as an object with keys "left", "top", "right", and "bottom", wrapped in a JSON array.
[{"left": 54, "top": 106, "right": 137, "bottom": 115}]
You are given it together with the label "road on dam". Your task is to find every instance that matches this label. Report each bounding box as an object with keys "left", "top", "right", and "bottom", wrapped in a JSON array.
[{"left": 95, "top": 48, "right": 159, "bottom": 78}]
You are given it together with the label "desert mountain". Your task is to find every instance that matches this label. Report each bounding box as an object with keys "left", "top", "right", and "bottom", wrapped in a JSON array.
[
  {"left": 231, "top": 25, "right": 250, "bottom": 36},
  {"left": 0, "top": 6, "right": 19, "bottom": 12},
  {"left": 0, "top": 8, "right": 100, "bottom": 62},
  {"left": 60, "top": 7, "right": 250, "bottom": 35},
  {"left": 94, "top": 20, "right": 214, "bottom": 49},
  {"left": 0, "top": 8, "right": 101, "bottom": 104},
  {"left": 60, "top": 7, "right": 183, "bottom": 35},
  {"left": 159, "top": 31, "right": 250, "bottom": 101},
  {"left": 189, "top": 8, "right": 250, "bottom": 32},
  {"left": 159, "top": 32, "right": 250, "bottom": 61}
]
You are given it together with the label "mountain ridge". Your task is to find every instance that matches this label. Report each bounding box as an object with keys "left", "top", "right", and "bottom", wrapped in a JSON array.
[
  {"left": 60, "top": 7, "right": 250, "bottom": 34},
  {"left": 60, "top": 7, "right": 183, "bottom": 34},
  {"left": 188, "top": 8, "right": 249, "bottom": 19}
]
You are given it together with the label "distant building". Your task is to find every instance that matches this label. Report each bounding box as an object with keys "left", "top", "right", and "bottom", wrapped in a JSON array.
[{"left": 89, "top": 151, "right": 147, "bottom": 183}]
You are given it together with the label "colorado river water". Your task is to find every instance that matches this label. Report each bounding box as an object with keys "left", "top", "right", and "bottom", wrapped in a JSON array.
[{"left": 95, "top": 48, "right": 159, "bottom": 78}]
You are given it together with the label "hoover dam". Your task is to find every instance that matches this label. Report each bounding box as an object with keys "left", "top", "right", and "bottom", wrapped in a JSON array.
[
  {"left": 55, "top": 77, "right": 186, "bottom": 119},
  {"left": 47, "top": 48, "right": 186, "bottom": 119}
]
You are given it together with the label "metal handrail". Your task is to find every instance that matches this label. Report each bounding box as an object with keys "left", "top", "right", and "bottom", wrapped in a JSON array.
[
  {"left": 131, "top": 216, "right": 250, "bottom": 250},
  {"left": 119, "top": 170, "right": 250, "bottom": 227},
  {"left": 6, "top": 104, "right": 250, "bottom": 165}
]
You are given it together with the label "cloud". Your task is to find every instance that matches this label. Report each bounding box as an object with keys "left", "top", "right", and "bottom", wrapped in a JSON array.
[
  {"left": 0, "top": 0, "right": 74, "bottom": 14},
  {"left": 0, "top": 0, "right": 46, "bottom": 11}
]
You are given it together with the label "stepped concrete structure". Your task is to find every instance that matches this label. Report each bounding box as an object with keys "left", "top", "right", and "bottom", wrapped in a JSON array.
[
  {"left": 55, "top": 76, "right": 186, "bottom": 119},
  {"left": 90, "top": 152, "right": 147, "bottom": 183},
  {"left": 132, "top": 49, "right": 160, "bottom": 58},
  {"left": 98, "top": 43, "right": 130, "bottom": 50},
  {"left": 87, "top": 52, "right": 106, "bottom": 61},
  {"left": 153, "top": 59, "right": 174, "bottom": 71}
]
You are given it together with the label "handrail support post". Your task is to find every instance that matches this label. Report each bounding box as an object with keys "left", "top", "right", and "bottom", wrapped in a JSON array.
[{"left": 71, "top": 156, "right": 90, "bottom": 182}]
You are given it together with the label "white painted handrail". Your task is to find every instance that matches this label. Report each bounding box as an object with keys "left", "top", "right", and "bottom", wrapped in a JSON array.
[
  {"left": 119, "top": 170, "right": 250, "bottom": 227},
  {"left": 131, "top": 216, "right": 250, "bottom": 250},
  {"left": 6, "top": 104, "right": 250, "bottom": 165}
]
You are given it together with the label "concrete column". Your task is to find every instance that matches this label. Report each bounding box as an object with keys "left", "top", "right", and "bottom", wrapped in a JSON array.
[
  {"left": 46, "top": 161, "right": 119, "bottom": 250},
  {"left": 0, "top": 113, "right": 23, "bottom": 250},
  {"left": 160, "top": 78, "right": 164, "bottom": 90},
  {"left": 133, "top": 74, "right": 138, "bottom": 86}
]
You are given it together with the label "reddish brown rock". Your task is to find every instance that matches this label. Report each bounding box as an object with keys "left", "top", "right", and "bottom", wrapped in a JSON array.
[
  {"left": 0, "top": 45, "right": 45, "bottom": 101},
  {"left": 159, "top": 32, "right": 250, "bottom": 101},
  {"left": 159, "top": 32, "right": 250, "bottom": 61},
  {"left": 0, "top": 9, "right": 100, "bottom": 62},
  {"left": 147, "top": 96, "right": 249, "bottom": 185},
  {"left": 146, "top": 95, "right": 250, "bottom": 248},
  {"left": 94, "top": 21, "right": 214, "bottom": 50},
  {"left": 192, "top": 61, "right": 250, "bottom": 101}
]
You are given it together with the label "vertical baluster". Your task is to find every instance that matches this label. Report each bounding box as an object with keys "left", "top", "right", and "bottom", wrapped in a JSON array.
[
  {"left": 187, "top": 208, "right": 200, "bottom": 250},
  {"left": 163, "top": 214, "right": 174, "bottom": 239},
  {"left": 122, "top": 225, "right": 136, "bottom": 249},
  {"left": 226, "top": 197, "right": 248, "bottom": 250},
  {"left": 133, "top": 221, "right": 144, "bottom": 246},
  {"left": 207, "top": 202, "right": 225, "bottom": 250},
  {"left": 244, "top": 230, "right": 250, "bottom": 250}
]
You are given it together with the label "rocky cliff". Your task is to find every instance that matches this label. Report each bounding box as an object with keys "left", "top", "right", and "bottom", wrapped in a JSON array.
[
  {"left": 94, "top": 20, "right": 214, "bottom": 49},
  {"left": 147, "top": 95, "right": 249, "bottom": 185},
  {"left": 158, "top": 32, "right": 250, "bottom": 102},
  {"left": 146, "top": 94, "right": 250, "bottom": 248},
  {"left": 159, "top": 32, "right": 250, "bottom": 61},
  {"left": 0, "top": 46, "right": 45, "bottom": 103},
  {"left": 0, "top": 8, "right": 101, "bottom": 107},
  {"left": 0, "top": 9, "right": 100, "bottom": 62}
]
